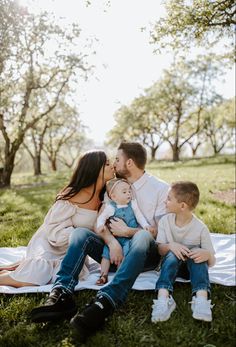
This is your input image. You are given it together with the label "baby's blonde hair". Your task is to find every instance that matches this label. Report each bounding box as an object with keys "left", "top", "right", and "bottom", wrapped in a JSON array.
[{"left": 106, "top": 178, "right": 130, "bottom": 198}]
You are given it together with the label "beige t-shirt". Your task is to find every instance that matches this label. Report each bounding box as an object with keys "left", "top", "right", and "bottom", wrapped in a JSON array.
[{"left": 156, "top": 213, "right": 215, "bottom": 254}]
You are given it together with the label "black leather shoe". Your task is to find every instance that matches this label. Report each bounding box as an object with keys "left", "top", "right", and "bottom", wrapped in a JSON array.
[
  {"left": 31, "top": 287, "right": 77, "bottom": 323},
  {"left": 70, "top": 295, "right": 114, "bottom": 335}
]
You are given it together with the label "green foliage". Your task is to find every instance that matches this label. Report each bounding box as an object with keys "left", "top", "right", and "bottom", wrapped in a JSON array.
[
  {"left": 0, "top": 0, "right": 90, "bottom": 187},
  {"left": 0, "top": 156, "right": 235, "bottom": 346},
  {"left": 151, "top": 0, "right": 235, "bottom": 60}
]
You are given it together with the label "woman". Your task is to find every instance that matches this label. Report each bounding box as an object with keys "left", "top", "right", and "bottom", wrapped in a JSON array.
[{"left": 0, "top": 150, "right": 114, "bottom": 287}]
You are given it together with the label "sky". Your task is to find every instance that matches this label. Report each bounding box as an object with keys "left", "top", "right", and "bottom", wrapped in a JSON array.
[{"left": 20, "top": 0, "right": 235, "bottom": 146}]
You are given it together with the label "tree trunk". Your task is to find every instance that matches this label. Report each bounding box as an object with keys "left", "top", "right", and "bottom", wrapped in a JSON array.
[
  {"left": 192, "top": 147, "right": 197, "bottom": 157},
  {"left": 34, "top": 155, "right": 42, "bottom": 176},
  {"left": 0, "top": 159, "right": 15, "bottom": 188},
  {"left": 172, "top": 145, "right": 180, "bottom": 161},
  {"left": 51, "top": 158, "right": 57, "bottom": 171},
  {"left": 150, "top": 147, "right": 157, "bottom": 161}
]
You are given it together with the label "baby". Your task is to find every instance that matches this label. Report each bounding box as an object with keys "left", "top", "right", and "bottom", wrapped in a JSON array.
[{"left": 96, "top": 178, "right": 153, "bottom": 285}]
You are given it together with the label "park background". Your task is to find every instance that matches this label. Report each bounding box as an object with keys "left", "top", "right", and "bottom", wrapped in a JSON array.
[{"left": 0, "top": 1, "right": 235, "bottom": 346}]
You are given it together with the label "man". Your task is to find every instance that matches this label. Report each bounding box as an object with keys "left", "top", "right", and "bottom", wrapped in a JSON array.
[{"left": 31, "top": 142, "right": 169, "bottom": 334}]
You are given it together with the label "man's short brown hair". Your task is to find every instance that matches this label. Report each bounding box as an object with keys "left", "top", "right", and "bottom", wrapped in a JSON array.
[
  {"left": 171, "top": 181, "right": 200, "bottom": 210},
  {"left": 118, "top": 142, "right": 147, "bottom": 169}
]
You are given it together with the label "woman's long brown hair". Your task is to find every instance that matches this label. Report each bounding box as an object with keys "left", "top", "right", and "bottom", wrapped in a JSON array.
[{"left": 57, "top": 150, "right": 107, "bottom": 204}]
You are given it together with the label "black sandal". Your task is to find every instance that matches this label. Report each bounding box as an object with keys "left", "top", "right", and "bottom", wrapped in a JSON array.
[{"left": 96, "top": 273, "right": 108, "bottom": 286}]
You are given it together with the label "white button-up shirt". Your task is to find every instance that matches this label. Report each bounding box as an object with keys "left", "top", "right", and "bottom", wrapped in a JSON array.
[{"left": 131, "top": 172, "right": 169, "bottom": 227}]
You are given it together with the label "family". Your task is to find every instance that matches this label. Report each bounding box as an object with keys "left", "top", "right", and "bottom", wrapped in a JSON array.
[{"left": 0, "top": 142, "right": 215, "bottom": 336}]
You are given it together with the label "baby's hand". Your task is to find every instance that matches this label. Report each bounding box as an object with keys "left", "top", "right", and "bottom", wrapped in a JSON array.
[
  {"left": 97, "top": 225, "right": 105, "bottom": 233},
  {"left": 145, "top": 226, "right": 157, "bottom": 238}
]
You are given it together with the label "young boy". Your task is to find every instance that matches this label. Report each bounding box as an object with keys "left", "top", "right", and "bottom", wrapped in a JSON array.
[{"left": 151, "top": 181, "right": 215, "bottom": 323}]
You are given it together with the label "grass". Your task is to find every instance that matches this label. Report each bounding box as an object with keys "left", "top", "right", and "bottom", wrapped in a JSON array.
[{"left": 0, "top": 155, "right": 235, "bottom": 347}]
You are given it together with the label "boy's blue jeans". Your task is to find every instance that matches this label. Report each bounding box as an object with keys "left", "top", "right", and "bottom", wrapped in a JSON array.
[
  {"left": 53, "top": 227, "right": 160, "bottom": 308},
  {"left": 156, "top": 251, "right": 211, "bottom": 295}
]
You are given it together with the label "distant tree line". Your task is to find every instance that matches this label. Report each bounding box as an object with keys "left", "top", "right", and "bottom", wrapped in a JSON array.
[
  {"left": 107, "top": 0, "right": 235, "bottom": 161},
  {"left": 107, "top": 57, "right": 235, "bottom": 161}
]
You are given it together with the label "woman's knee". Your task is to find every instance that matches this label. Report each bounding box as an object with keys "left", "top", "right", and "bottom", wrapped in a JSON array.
[{"left": 69, "top": 227, "right": 93, "bottom": 245}]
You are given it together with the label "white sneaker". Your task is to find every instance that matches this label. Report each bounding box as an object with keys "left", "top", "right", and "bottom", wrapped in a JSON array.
[
  {"left": 190, "top": 296, "right": 213, "bottom": 322},
  {"left": 151, "top": 296, "right": 176, "bottom": 322}
]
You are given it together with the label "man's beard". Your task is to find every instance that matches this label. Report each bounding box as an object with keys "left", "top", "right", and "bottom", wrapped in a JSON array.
[{"left": 115, "top": 166, "right": 130, "bottom": 179}]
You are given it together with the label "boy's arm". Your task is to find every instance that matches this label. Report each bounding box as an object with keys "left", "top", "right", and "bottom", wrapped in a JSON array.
[
  {"left": 189, "top": 249, "right": 216, "bottom": 267},
  {"left": 188, "top": 226, "right": 216, "bottom": 267},
  {"left": 158, "top": 242, "right": 191, "bottom": 261},
  {"left": 156, "top": 218, "right": 190, "bottom": 260}
]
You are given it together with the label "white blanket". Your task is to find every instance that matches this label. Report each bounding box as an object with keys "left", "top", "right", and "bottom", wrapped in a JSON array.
[{"left": 0, "top": 233, "right": 235, "bottom": 294}]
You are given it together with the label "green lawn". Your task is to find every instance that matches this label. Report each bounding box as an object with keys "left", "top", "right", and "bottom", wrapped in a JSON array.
[{"left": 0, "top": 155, "right": 235, "bottom": 347}]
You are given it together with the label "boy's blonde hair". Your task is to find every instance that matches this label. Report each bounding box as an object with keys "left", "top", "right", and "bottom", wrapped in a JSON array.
[
  {"left": 106, "top": 178, "right": 130, "bottom": 198},
  {"left": 171, "top": 181, "right": 200, "bottom": 210}
]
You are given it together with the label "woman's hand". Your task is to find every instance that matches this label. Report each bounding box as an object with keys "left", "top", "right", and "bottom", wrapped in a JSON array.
[
  {"left": 109, "top": 218, "right": 130, "bottom": 237},
  {"left": 107, "top": 238, "right": 124, "bottom": 266},
  {"left": 169, "top": 242, "right": 190, "bottom": 261},
  {"left": 188, "top": 248, "right": 210, "bottom": 263}
]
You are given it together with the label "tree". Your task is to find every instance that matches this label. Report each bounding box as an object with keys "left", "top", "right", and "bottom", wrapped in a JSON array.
[
  {"left": 23, "top": 122, "right": 48, "bottom": 176},
  {"left": 108, "top": 56, "right": 222, "bottom": 161},
  {"left": 146, "top": 57, "right": 221, "bottom": 161},
  {"left": 23, "top": 98, "right": 87, "bottom": 175},
  {"left": 0, "top": 1, "right": 90, "bottom": 187},
  {"left": 57, "top": 135, "right": 93, "bottom": 169},
  {"left": 203, "top": 97, "right": 235, "bottom": 154},
  {"left": 186, "top": 133, "right": 206, "bottom": 157},
  {"left": 107, "top": 96, "right": 165, "bottom": 160},
  {"left": 42, "top": 102, "right": 84, "bottom": 171},
  {"left": 151, "top": 0, "right": 235, "bottom": 59}
]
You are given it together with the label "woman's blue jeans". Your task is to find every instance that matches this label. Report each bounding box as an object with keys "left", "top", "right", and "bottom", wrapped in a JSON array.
[
  {"left": 156, "top": 251, "right": 211, "bottom": 295},
  {"left": 53, "top": 227, "right": 160, "bottom": 308}
]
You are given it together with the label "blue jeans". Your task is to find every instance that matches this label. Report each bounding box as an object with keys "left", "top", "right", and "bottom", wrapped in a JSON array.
[
  {"left": 53, "top": 228, "right": 160, "bottom": 308},
  {"left": 156, "top": 251, "right": 211, "bottom": 295},
  {"left": 102, "top": 237, "right": 130, "bottom": 259}
]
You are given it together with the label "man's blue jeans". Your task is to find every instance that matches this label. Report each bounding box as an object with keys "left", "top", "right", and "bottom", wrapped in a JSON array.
[
  {"left": 53, "top": 228, "right": 160, "bottom": 308},
  {"left": 156, "top": 251, "right": 211, "bottom": 295}
]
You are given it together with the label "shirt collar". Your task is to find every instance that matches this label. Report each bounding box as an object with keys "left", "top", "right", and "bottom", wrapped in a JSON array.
[{"left": 132, "top": 172, "right": 149, "bottom": 191}]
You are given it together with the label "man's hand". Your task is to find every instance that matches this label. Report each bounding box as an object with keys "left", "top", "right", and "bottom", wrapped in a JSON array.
[
  {"left": 189, "top": 248, "right": 210, "bottom": 263},
  {"left": 145, "top": 226, "right": 157, "bottom": 238},
  {"left": 169, "top": 242, "right": 191, "bottom": 261},
  {"left": 109, "top": 218, "right": 130, "bottom": 237},
  {"left": 107, "top": 238, "right": 124, "bottom": 266}
]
